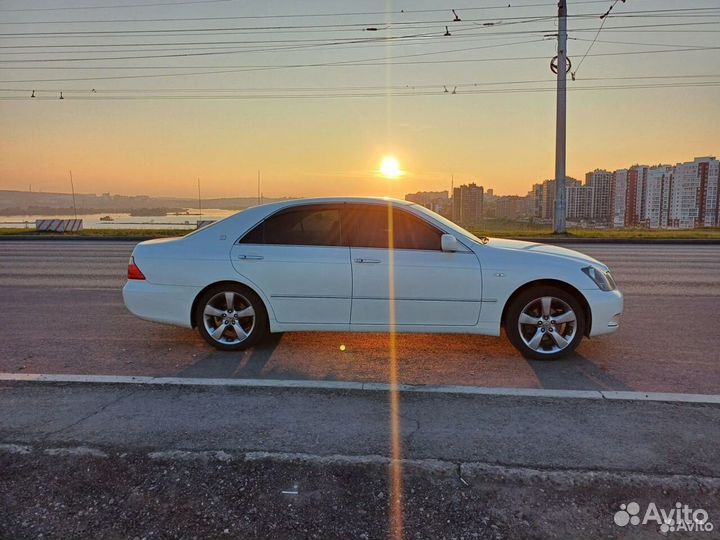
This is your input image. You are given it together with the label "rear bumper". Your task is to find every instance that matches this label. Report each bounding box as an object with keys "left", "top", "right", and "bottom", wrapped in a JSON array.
[
  {"left": 583, "top": 288, "right": 624, "bottom": 337},
  {"left": 122, "top": 280, "right": 200, "bottom": 328}
]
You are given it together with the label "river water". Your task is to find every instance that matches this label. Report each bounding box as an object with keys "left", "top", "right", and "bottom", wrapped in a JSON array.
[{"left": 0, "top": 208, "right": 237, "bottom": 229}]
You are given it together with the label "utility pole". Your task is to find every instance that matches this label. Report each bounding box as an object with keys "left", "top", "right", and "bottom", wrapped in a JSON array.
[
  {"left": 257, "top": 170, "right": 261, "bottom": 205},
  {"left": 553, "top": 0, "right": 568, "bottom": 234},
  {"left": 69, "top": 170, "right": 77, "bottom": 219},
  {"left": 197, "top": 177, "right": 202, "bottom": 218}
]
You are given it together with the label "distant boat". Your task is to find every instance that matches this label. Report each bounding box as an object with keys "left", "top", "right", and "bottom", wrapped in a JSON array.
[{"left": 99, "top": 215, "right": 114, "bottom": 222}]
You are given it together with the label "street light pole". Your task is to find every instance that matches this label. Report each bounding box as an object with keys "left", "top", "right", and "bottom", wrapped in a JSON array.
[{"left": 553, "top": 0, "right": 568, "bottom": 234}]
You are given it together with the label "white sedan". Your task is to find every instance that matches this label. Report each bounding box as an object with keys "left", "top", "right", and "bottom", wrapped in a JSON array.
[{"left": 123, "top": 197, "right": 623, "bottom": 360}]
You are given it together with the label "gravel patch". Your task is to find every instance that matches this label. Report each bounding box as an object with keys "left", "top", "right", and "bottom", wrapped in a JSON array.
[{"left": 2, "top": 445, "right": 719, "bottom": 540}]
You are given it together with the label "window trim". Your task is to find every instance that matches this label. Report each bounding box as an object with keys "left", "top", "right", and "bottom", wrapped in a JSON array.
[{"left": 236, "top": 201, "right": 458, "bottom": 252}]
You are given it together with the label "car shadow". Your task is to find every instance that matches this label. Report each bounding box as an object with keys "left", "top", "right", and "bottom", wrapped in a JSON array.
[
  {"left": 174, "top": 332, "right": 284, "bottom": 379},
  {"left": 526, "top": 351, "right": 631, "bottom": 391}
]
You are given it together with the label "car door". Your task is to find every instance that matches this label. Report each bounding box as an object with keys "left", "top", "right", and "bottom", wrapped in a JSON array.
[
  {"left": 345, "top": 203, "right": 482, "bottom": 327},
  {"left": 230, "top": 204, "right": 351, "bottom": 325}
]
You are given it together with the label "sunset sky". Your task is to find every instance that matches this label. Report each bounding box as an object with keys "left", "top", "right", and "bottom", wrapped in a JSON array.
[{"left": 1, "top": 0, "right": 719, "bottom": 199}]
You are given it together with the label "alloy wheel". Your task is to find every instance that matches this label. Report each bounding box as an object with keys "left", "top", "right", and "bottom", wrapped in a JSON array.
[
  {"left": 202, "top": 291, "right": 256, "bottom": 345},
  {"left": 517, "top": 296, "right": 577, "bottom": 355}
]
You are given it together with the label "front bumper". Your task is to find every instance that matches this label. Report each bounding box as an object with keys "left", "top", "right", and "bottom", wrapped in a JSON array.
[
  {"left": 122, "top": 280, "right": 200, "bottom": 328},
  {"left": 583, "top": 288, "right": 623, "bottom": 337}
]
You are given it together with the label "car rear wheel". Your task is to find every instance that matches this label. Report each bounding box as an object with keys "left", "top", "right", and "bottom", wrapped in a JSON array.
[
  {"left": 506, "top": 286, "right": 585, "bottom": 360},
  {"left": 195, "top": 284, "right": 268, "bottom": 351}
]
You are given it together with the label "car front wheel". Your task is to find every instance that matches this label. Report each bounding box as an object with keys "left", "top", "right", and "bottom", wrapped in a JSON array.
[
  {"left": 195, "top": 284, "right": 268, "bottom": 351},
  {"left": 506, "top": 286, "right": 585, "bottom": 360}
]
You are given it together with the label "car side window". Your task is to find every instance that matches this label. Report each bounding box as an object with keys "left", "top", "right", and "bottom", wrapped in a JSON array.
[
  {"left": 392, "top": 208, "right": 443, "bottom": 250},
  {"left": 240, "top": 206, "right": 342, "bottom": 246},
  {"left": 343, "top": 205, "right": 442, "bottom": 250},
  {"left": 343, "top": 205, "right": 390, "bottom": 248}
]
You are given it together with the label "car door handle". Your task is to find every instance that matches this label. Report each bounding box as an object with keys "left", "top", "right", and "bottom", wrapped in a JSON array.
[
  {"left": 354, "top": 258, "right": 381, "bottom": 264},
  {"left": 237, "top": 254, "right": 264, "bottom": 260}
]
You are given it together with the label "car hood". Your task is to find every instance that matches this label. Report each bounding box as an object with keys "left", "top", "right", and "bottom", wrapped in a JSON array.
[{"left": 483, "top": 238, "right": 607, "bottom": 270}]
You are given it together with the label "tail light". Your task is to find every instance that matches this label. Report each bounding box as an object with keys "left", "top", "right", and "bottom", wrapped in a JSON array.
[{"left": 127, "top": 256, "right": 146, "bottom": 280}]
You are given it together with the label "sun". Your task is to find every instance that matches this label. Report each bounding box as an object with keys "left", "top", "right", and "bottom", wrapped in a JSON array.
[{"left": 379, "top": 156, "right": 403, "bottom": 179}]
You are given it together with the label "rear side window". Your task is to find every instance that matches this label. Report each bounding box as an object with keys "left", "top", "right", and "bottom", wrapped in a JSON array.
[
  {"left": 343, "top": 205, "right": 442, "bottom": 250},
  {"left": 240, "top": 206, "right": 342, "bottom": 246}
]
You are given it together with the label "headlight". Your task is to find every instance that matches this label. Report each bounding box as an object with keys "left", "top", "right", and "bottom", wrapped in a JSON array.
[{"left": 582, "top": 266, "right": 616, "bottom": 291}]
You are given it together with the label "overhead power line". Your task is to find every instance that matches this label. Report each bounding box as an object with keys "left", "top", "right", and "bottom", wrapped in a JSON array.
[
  {"left": 1, "top": 8, "right": 718, "bottom": 36},
  {"left": 3, "top": 73, "right": 718, "bottom": 94},
  {"left": 0, "top": 0, "right": 242, "bottom": 12},
  {"left": 0, "top": 18, "right": 715, "bottom": 41},
  {"left": 2, "top": 81, "right": 719, "bottom": 101},
  {"left": 0, "top": 15, "right": 571, "bottom": 37},
  {"left": 572, "top": 0, "right": 628, "bottom": 79},
  {"left": 0, "top": 35, "right": 549, "bottom": 63},
  {"left": 2, "top": 5, "right": 718, "bottom": 26},
  {"left": 0, "top": 20, "right": 717, "bottom": 52},
  {"left": 2, "top": 45, "right": 719, "bottom": 83},
  {"left": 0, "top": 0, "right": 614, "bottom": 15}
]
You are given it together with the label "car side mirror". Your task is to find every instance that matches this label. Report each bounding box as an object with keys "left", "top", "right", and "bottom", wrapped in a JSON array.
[{"left": 441, "top": 234, "right": 459, "bottom": 253}]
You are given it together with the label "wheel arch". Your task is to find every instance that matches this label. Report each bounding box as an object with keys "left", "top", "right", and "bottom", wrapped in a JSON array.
[
  {"left": 501, "top": 279, "right": 592, "bottom": 336},
  {"left": 190, "top": 280, "right": 272, "bottom": 329}
]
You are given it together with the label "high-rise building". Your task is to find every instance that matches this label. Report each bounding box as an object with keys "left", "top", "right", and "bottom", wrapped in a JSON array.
[
  {"left": 405, "top": 191, "right": 448, "bottom": 206},
  {"left": 529, "top": 177, "right": 580, "bottom": 222},
  {"left": 542, "top": 180, "right": 556, "bottom": 221},
  {"left": 645, "top": 165, "right": 673, "bottom": 228},
  {"left": 566, "top": 183, "right": 592, "bottom": 222},
  {"left": 452, "top": 183, "right": 484, "bottom": 227},
  {"left": 528, "top": 183, "right": 545, "bottom": 221},
  {"left": 611, "top": 169, "right": 628, "bottom": 228},
  {"left": 625, "top": 165, "right": 648, "bottom": 227},
  {"left": 668, "top": 157, "right": 720, "bottom": 228},
  {"left": 482, "top": 188, "right": 498, "bottom": 218},
  {"left": 404, "top": 191, "right": 451, "bottom": 217},
  {"left": 585, "top": 169, "right": 613, "bottom": 224},
  {"left": 496, "top": 195, "right": 530, "bottom": 220}
]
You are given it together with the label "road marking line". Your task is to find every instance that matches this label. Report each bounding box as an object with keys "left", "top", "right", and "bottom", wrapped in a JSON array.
[{"left": 2, "top": 372, "right": 719, "bottom": 404}]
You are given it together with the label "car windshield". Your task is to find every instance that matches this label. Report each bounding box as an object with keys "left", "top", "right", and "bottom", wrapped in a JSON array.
[{"left": 409, "top": 203, "right": 486, "bottom": 244}]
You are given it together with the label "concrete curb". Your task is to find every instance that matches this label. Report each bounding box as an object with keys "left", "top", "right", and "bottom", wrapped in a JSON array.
[
  {"left": 2, "top": 372, "right": 719, "bottom": 404},
  {"left": 3, "top": 444, "right": 720, "bottom": 485},
  {"left": 0, "top": 235, "right": 170, "bottom": 242}
]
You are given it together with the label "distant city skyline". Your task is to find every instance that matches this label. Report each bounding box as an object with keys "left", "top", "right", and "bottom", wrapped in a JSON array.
[{"left": 406, "top": 155, "right": 720, "bottom": 230}]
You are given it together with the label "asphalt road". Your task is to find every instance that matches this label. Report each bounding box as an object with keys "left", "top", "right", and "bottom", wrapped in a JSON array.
[
  {"left": 2, "top": 381, "right": 720, "bottom": 539},
  {"left": 1, "top": 240, "right": 719, "bottom": 394}
]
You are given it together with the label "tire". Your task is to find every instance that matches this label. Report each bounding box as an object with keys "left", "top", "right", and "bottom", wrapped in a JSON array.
[
  {"left": 505, "top": 285, "right": 585, "bottom": 360},
  {"left": 194, "top": 283, "right": 269, "bottom": 351}
]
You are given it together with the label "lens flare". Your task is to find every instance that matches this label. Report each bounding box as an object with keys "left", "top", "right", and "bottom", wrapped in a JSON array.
[
  {"left": 386, "top": 202, "right": 404, "bottom": 540},
  {"left": 380, "top": 156, "right": 403, "bottom": 179}
]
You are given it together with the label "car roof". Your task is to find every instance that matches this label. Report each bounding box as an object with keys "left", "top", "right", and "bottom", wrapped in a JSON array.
[{"left": 258, "top": 196, "right": 413, "bottom": 211}]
